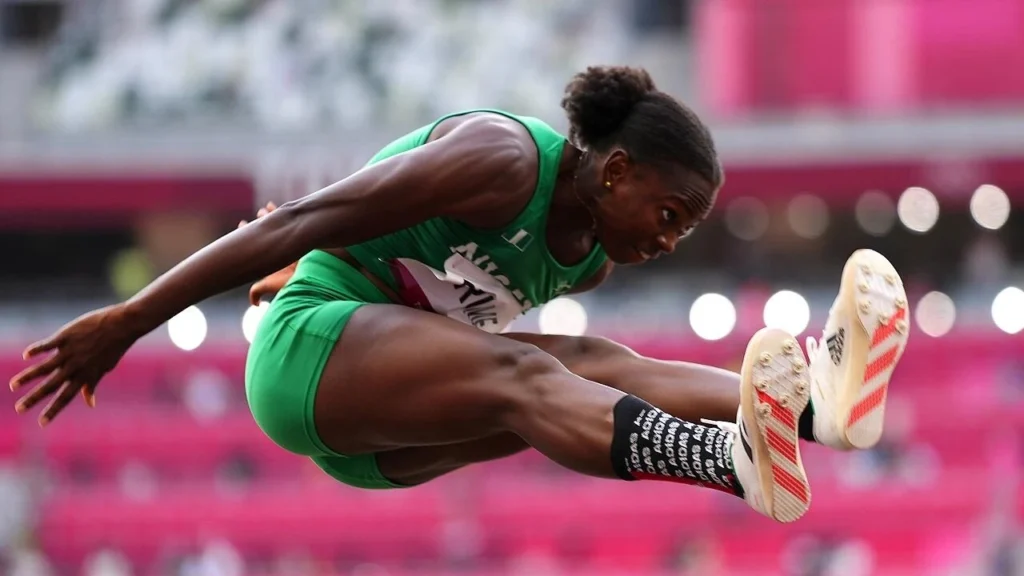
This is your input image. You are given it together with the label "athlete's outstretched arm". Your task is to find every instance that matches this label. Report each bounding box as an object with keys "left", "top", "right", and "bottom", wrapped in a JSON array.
[
  {"left": 120, "top": 118, "right": 534, "bottom": 338},
  {"left": 10, "top": 116, "right": 539, "bottom": 424}
]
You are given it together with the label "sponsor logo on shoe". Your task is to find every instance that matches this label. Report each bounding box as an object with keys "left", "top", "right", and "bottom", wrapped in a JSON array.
[{"left": 825, "top": 328, "right": 845, "bottom": 367}]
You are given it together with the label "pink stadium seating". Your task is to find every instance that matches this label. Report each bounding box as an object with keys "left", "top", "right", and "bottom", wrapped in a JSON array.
[{"left": 0, "top": 334, "right": 1017, "bottom": 574}]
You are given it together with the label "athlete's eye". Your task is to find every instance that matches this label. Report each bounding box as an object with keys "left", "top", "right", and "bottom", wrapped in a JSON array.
[{"left": 661, "top": 208, "right": 677, "bottom": 223}]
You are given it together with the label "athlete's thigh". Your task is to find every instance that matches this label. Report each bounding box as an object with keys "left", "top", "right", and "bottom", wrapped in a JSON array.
[
  {"left": 313, "top": 304, "right": 551, "bottom": 455},
  {"left": 503, "top": 332, "right": 652, "bottom": 386},
  {"left": 504, "top": 332, "right": 740, "bottom": 422},
  {"left": 503, "top": 333, "right": 620, "bottom": 373}
]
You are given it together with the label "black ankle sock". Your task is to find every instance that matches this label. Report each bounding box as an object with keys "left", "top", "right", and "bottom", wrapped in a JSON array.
[
  {"left": 610, "top": 395, "right": 742, "bottom": 496},
  {"left": 798, "top": 402, "right": 816, "bottom": 443}
]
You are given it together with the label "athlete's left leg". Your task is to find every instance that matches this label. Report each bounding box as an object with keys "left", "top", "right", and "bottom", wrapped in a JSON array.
[{"left": 381, "top": 326, "right": 815, "bottom": 521}]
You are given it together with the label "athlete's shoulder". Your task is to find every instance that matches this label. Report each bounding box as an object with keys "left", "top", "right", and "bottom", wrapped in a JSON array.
[
  {"left": 503, "top": 113, "right": 565, "bottom": 139},
  {"left": 403, "top": 112, "right": 538, "bottom": 225},
  {"left": 431, "top": 112, "right": 540, "bottom": 185},
  {"left": 477, "top": 110, "right": 567, "bottom": 149},
  {"left": 433, "top": 112, "right": 539, "bottom": 157}
]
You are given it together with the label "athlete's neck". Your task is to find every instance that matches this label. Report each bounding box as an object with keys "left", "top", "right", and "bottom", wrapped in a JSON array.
[
  {"left": 541, "top": 145, "right": 599, "bottom": 267},
  {"left": 549, "top": 145, "right": 596, "bottom": 235}
]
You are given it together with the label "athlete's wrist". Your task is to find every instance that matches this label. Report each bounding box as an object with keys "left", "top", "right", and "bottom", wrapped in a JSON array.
[{"left": 116, "top": 298, "right": 162, "bottom": 340}]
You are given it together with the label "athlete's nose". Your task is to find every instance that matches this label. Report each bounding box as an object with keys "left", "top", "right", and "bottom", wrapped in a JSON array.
[{"left": 655, "top": 234, "right": 678, "bottom": 255}]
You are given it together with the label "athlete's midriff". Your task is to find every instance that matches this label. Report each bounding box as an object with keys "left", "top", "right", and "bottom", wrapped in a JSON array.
[{"left": 322, "top": 246, "right": 532, "bottom": 334}]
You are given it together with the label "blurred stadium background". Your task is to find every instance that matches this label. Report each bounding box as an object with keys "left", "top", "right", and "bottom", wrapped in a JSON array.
[{"left": 1, "top": 0, "right": 1023, "bottom": 574}]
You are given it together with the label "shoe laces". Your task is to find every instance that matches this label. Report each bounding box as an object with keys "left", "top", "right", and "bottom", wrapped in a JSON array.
[
  {"left": 805, "top": 336, "right": 821, "bottom": 360},
  {"left": 700, "top": 418, "right": 737, "bottom": 434},
  {"left": 806, "top": 301, "right": 839, "bottom": 366}
]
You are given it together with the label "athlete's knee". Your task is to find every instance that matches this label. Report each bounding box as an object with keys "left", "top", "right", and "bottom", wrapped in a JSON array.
[
  {"left": 500, "top": 342, "right": 563, "bottom": 376},
  {"left": 489, "top": 342, "right": 569, "bottom": 415},
  {"left": 545, "top": 335, "right": 639, "bottom": 381}
]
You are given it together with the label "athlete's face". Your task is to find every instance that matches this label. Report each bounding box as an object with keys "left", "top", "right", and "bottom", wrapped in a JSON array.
[{"left": 589, "top": 150, "right": 717, "bottom": 265}]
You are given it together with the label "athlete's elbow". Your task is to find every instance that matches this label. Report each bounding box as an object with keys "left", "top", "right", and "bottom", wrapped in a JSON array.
[
  {"left": 271, "top": 195, "right": 352, "bottom": 249},
  {"left": 250, "top": 200, "right": 322, "bottom": 263},
  {"left": 272, "top": 196, "right": 315, "bottom": 228}
]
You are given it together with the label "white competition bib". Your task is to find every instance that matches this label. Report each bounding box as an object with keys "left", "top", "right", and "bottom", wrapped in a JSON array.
[{"left": 389, "top": 254, "right": 524, "bottom": 333}]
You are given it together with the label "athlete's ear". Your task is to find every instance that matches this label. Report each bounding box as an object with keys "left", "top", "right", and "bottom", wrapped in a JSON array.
[{"left": 602, "top": 149, "right": 631, "bottom": 191}]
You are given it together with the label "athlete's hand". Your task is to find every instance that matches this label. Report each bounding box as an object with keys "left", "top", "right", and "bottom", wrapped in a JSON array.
[
  {"left": 10, "top": 304, "right": 138, "bottom": 425},
  {"left": 239, "top": 202, "right": 298, "bottom": 306},
  {"left": 247, "top": 263, "right": 297, "bottom": 306}
]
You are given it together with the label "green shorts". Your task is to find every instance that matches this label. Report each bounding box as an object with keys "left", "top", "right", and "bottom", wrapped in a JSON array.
[{"left": 245, "top": 250, "right": 405, "bottom": 489}]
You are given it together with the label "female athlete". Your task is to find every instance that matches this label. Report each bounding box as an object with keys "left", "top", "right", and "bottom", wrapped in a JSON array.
[{"left": 10, "top": 66, "right": 909, "bottom": 523}]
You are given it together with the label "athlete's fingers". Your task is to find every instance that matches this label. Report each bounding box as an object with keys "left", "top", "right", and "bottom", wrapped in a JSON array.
[
  {"left": 15, "top": 368, "right": 67, "bottom": 414},
  {"left": 249, "top": 281, "right": 268, "bottom": 307},
  {"left": 40, "top": 381, "right": 81, "bottom": 426},
  {"left": 23, "top": 334, "right": 63, "bottom": 360},
  {"left": 81, "top": 385, "right": 96, "bottom": 408},
  {"left": 266, "top": 201, "right": 277, "bottom": 211},
  {"left": 238, "top": 220, "right": 248, "bottom": 229},
  {"left": 10, "top": 353, "right": 63, "bottom": 390},
  {"left": 257, "top": 208, "right": 268, "bottom": 218}
]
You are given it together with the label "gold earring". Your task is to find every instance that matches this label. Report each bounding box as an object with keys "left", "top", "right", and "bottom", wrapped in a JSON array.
[{"left": 604, "top": 181, "right": 611, "bottom": 188}]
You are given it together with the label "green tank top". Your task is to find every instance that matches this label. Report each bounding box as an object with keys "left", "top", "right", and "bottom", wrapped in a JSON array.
[{"left": 299, "top": 109, "right": 607, "bottom": 333}]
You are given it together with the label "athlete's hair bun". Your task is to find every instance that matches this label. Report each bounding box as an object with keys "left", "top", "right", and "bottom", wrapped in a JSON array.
[
  {"left": 559, "top": 65, "right": 724, "bottom": 208},
  {"left": 561, "top": 66, "right": 656, "bottom": 149}
]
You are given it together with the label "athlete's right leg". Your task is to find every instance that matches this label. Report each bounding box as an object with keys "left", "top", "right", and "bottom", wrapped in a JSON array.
[
  {"left": 335, "top": 305, "right": 819, "bottom": 521},
  {"left": 369, "top": 324, "right": 814, "bottom": 522},
  {"left": 248, "top": 284, "right": 810, "bottom": 520},
  {"left": 372, "top": 336, "right": 744, "bottom": 486},
  {"left": 311, "top": 304, "right": 817, "bottom": 519}
]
